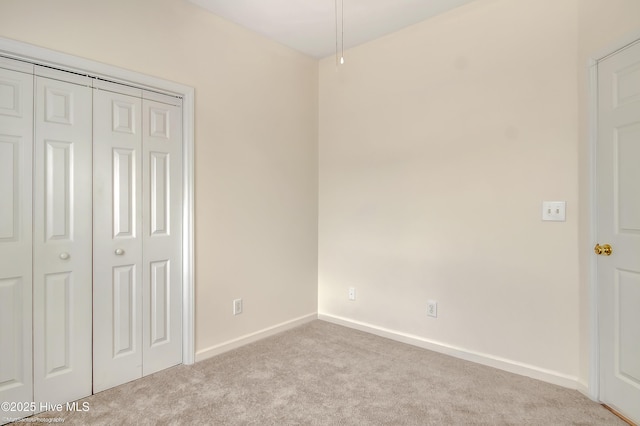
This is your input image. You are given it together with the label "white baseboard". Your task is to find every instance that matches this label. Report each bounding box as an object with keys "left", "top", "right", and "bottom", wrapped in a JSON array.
[
  {"left": 195, "top": 313, "right": 317, "bottom": 362},
  {"left": 319, "top": 313, "right": 581, "bottom": 390}
]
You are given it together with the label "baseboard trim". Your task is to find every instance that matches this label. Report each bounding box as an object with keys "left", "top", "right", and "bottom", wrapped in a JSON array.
[
  {"left": 195, "top": 313, "right": 317, "bottom": 362},
  {"left": 319, "top": 313, "right": 580, "bottom": 390}
]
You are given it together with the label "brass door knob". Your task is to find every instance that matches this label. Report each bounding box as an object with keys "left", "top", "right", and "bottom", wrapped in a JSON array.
[{"left": 594, "top": 243, "right": 613, "bottom": 256}]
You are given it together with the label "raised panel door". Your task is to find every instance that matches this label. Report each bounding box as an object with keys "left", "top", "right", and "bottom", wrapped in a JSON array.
[
  {"left": 33, "top": 73, "right": 92, "bottom": 406},
  {"left": 92, "top": 88, "right": 143, "bottom": 392},
  {"left": 597, "top": 40, "right": 640, "bottom": 423},
  {"left": 142, "top": 97, "right": 182, "bottom": 375},
  {"left": 0, "top": 63, "right": 34, "bottom": 425}
]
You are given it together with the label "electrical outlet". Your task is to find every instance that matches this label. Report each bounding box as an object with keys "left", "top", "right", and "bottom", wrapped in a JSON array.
[
  {"left": 348, "top": 287, "right": 356, "bottom": 301},
  {"left": 427, "top": 300, "right": 438, "bottom": 318},
  {"left": 233, "top": 298, "right": 243, "bottom": 315}
]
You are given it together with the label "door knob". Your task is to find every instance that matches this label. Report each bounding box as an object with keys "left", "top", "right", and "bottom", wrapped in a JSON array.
[
  {"left": 59, "top": 252, "right": 70, "bottom": 260},
  {"left": 594, "top": 243, "right": 613, "bottom": 256},
  {"left": 115, "top": 248, "right": 125, "bottom": 256}
]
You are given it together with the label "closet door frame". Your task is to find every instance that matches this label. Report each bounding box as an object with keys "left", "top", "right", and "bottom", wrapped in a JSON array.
[{"left": 0, "top": 37, "right": 195, "bottom": 365}]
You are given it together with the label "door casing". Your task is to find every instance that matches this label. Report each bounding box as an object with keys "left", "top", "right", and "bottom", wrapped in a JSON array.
[
  {"left": 0, "top": 36, "right": 195, "bottom": 366},
  {"left": 587, "top": 32, "right": 640, "bottom": 401}
]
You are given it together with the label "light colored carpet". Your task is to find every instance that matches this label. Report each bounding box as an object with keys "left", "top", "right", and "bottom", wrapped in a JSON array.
[{"left": 28, "top": 320, "right": 624, "bottom": 425}]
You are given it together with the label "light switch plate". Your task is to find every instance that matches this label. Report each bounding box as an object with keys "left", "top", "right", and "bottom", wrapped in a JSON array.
[{"left": 542, "top": 201, "right": 566, "bottom": 221}]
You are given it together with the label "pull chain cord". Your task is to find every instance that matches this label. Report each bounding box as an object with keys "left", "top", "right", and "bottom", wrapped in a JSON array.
[
  {"left": 335, "top": 0, "right": 344, "bottom": 68},
  {"left": 341, "top": 0, "right": 345, "bottom": 64},
  {"left": 335, "top": 0, "right": 339, "bottom": 67}
]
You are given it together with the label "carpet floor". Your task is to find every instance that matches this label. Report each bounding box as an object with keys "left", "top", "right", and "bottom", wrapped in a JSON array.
[{"left": 27, "top": 320, "right": 625, "bottom": 425}]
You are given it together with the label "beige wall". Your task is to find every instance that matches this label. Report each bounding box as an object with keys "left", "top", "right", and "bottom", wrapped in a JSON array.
[
  {"left": 0, "top": 0, "right": 319, "bottom": 356},
  {"left": 319, "top": 0, "right": 583, "bottom": 382},
  {"left": 318, "top": 0, "right": 640, "bottom": 389},
  {"left": 577, "top": 0, "right": 640, "bottom": 388}
]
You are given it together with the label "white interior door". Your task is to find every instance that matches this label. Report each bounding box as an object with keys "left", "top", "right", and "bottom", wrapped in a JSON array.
[
  {"left": 142, "top": 95, "right": 182, "bottom": 375},
  {"left": 597, "top": 40, "right": 640, "bottom": 424},
  {"left": 33, "top": 68, "right": 92, "bottom": 406},
  {"left": 93, "top": 83, "right": 143, "bottom": 392},
  {"left": 0, "top": 59, "right": 34, "bottom": 424}
]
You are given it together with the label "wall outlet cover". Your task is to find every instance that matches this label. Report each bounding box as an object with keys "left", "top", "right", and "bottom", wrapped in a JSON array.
[
  {"left": 427, "top": 300, "right": 438, "bottom": 318},
  {"left": 233, "top": 298, "right": 243, "bottom": 315},
  {"left": 348, "top": 287, "right": 356, "bottom": 301}
]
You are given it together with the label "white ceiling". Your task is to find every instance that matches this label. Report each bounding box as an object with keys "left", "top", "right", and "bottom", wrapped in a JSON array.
[{"left": 189, "top": 0, "right": 478, "bottom": 58}]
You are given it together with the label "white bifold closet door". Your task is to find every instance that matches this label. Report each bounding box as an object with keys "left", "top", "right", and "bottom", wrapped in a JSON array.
[
  {"left": 1, "top": 62, "right": 92, "bottom": 423},
  {"left": 33, "top": 67, "right": 93, "bottom": 406},
  {"left": 0, "top": 57, "right": 183, "bottom": 417},
  {"left": 93, "top": 83, "right": 182, "bottom": 393},
  {"left": 0, "top": 59, "right": 34, "bottom": 421}
]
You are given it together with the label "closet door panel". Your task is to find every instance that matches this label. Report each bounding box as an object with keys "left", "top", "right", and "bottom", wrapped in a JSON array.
[
  {"left": 93, "top": 89, "right": 143, "bottom": 393},
  {"left": 33, "top": 75, "right": 92, "bottom": 406},
  {"left": 0, "top": 65, "right": 34, "bottom": 423},
  {"left": 142, "top": 98, "right": 182, "bottom": 375}
]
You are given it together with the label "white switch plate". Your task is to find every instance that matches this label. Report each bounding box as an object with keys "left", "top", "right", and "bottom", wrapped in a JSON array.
[{"left": 542, "top": 201, "right": 566, "bottom": 221}]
